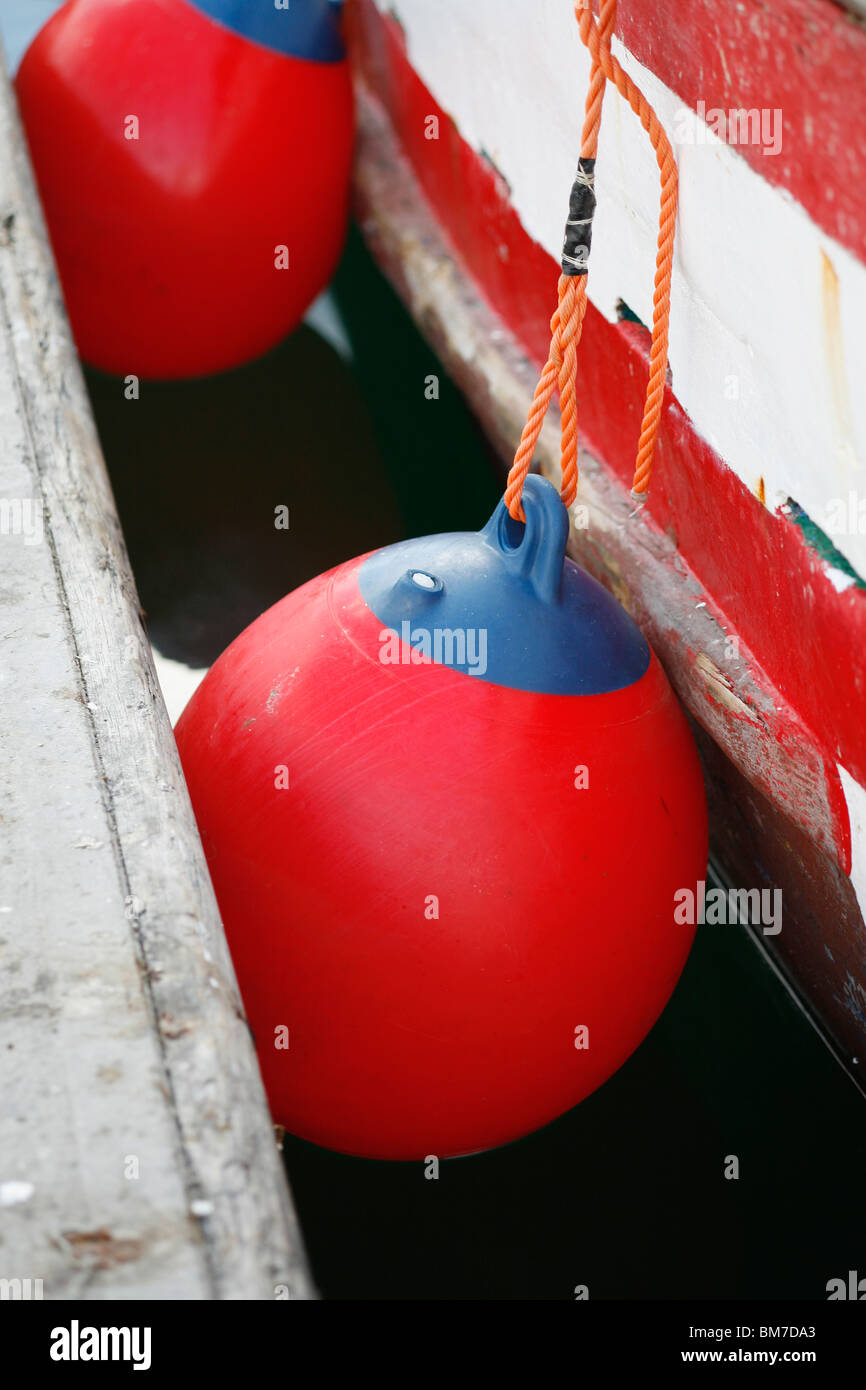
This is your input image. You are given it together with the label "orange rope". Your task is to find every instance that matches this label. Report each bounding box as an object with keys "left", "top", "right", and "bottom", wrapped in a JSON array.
[{"left": 504, "top": 0, "right": 678, "bottom": 520}]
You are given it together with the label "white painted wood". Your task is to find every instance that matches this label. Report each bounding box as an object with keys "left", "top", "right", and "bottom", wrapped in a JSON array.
[
  {"left": 0, "top": 58, "right": 314, "bottom": 1300},
  {"left": 375, "top": 0, "right": 866, "bottom": 582},
  {"left": 839, "top": 766, "right": 866, "bottom": 930}
]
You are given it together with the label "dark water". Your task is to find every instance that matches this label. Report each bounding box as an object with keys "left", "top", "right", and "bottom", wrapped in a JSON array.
[
  {"left": 87, "top": 228, "right": 501, "bottom": 666},
  {"left": 85, "top": 227, "right": 866, "bottom": 1302}
]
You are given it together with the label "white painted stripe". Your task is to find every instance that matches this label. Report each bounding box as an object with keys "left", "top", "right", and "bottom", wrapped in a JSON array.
[
  {"left": 379, "top": 0, "right": 866, "bottom": 580},
  {"left": 839, "top": 765, "right": 866, "bottom": 924}
]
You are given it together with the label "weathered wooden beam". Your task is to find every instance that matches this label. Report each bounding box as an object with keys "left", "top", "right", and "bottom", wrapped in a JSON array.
[{"left": 0, "top": 56, "right": 314, "bottom": 1300}]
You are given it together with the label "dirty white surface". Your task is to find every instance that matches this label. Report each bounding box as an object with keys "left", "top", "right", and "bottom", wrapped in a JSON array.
[{"left": 0, "top": 57, "right": 313, "bottom": 1299}]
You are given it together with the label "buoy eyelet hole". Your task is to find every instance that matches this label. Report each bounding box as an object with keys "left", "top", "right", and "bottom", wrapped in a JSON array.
[
  {"left": 499, "top": 508, "right": 527, "bottom": 552},
  {"left": 408, "top": 570, "right": 443, "bottom": 592}
]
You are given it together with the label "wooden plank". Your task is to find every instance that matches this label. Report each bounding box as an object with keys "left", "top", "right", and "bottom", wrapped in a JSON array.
[{"left": 0, "top": 56, "right": 314, "bottom": 1300}]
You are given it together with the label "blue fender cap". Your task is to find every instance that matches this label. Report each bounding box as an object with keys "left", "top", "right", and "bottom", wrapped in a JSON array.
[
  {"left": 188, "top": 0, "right": 345, "bottom": 62},
  {"left": 358, "top": 474, "right": 651, "bottom": 695}
]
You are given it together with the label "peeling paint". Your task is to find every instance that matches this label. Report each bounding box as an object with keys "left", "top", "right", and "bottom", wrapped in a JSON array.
[{"left": 694, "top": 652, "right": 756, "bottom": 720}]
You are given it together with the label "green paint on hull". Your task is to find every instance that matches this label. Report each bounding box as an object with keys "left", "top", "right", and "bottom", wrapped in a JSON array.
[{"left": 782, "top": 498, "right": 866, "bottom": 592}]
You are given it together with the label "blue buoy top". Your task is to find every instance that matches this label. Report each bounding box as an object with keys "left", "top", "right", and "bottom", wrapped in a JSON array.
[
  {"left": 189, "top": 0, "right": 345, "bottom": 62},
  {"left": 359, "top": 475, "right": 650, "bottom": 695}
]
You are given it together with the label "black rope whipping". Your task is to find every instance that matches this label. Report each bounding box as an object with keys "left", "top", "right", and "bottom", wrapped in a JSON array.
[{"left": 561, "top": 157, "right": 596, "bottom": 275}]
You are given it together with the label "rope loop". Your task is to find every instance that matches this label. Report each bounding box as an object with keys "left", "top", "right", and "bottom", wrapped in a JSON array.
[{"left": 505, "top": 0, "right": 678, "bottom": 521}]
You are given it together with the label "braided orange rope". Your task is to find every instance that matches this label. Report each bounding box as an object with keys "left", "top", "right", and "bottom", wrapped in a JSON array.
[
  {"left": 504, "top": 0, "right": 615, "bottom": 522},
  {"left": 504, "top": 0, "right": 678, "bottom": 520}
]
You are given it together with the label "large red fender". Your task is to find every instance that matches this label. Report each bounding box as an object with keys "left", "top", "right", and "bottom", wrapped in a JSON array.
[
  {"left": 176, "top": 477, "right": 708, "bottom": 1159},
  {"left": 16, "top": 0, "right": 354, "bottom": 377}
]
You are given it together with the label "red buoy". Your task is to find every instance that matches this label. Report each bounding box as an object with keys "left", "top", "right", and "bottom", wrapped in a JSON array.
[
  {"left": 16, "top": 0, "right": 354, "bottom": 378},
  {"left": 176, "top": 477, "right": 708, "bottom": 1159}
]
